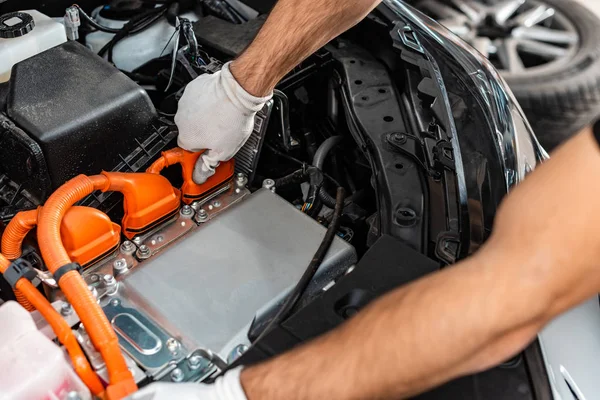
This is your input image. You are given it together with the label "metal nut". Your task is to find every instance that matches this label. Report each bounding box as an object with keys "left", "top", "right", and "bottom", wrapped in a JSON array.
[
  {"left": 180, "top": 204, "right": 193, "bottom": 216},
  {"left": 194, "top": 209, "right": 208, "bottom": 223},
  {"left": 188, "top": 355, "right": 203, "bottom": 370},
  {"left": 60, "top": 302, "right": 73, "bottom": 316},
  {"left": 103, "top": 274, "right": 116, "bottom": 287},
  {"left": 120, "top": 240, "right": 135, "bottom": 253},
  {"left": 262, "top": 179, "right": 276, "bottom": 192},
  {"left": 236, "top": 172, "right": 248, "bottom": 187},
  {"left": 113, "top": 258, "right": 128, "bottom": 275},
  {"left": 166, "top": 338, "right": 180, "bottom": 353},
  {"left": 137, "top": 244, "right": 151, "bottom": 260},
  {"left": 170, "top": 368, "right": 185, "bottom": 382}
]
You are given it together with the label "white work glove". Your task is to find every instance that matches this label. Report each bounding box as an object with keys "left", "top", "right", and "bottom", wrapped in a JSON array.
[
  {"left": 175, "top": 62, "right": 272, "bottom": 184},
  {"left": 127, "top": 367, "right": 247, "bottom": 400}
]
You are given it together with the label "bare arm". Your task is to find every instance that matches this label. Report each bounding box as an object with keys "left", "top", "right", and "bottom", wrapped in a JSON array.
[
  {"left": 230, "top": 0, "right": 381, "bottom": 96},
  {"left": 240, "top": 127, "right": 600, "bottom": 399}
]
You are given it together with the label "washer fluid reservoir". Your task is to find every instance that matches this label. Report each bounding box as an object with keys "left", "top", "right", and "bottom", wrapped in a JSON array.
[{"left": 0, "top": 10, "right": 67, "bottom": 83}]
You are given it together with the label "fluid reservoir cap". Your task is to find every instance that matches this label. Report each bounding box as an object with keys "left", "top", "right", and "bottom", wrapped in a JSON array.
[{"left": 0, "top": 12, "right": 35, "bottom": 39}]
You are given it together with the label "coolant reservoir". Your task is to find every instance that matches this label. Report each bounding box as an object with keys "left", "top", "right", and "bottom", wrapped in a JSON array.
[
  {"left": 0, "top": 301, "right": 90, "bottom": 400},
  {"left": 86, "top": 7, "right": 200, "bottom": 72},
  {"left": 0, "top": 10, "right": 67, "bottom": 83}
]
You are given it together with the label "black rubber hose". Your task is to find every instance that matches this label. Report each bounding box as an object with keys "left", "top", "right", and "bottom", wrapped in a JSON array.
[
  {"left": 254, "top": 187, "right": 345, "bottom": 342},
  {"left": 312, "top": 136, "right": 343, "bottom": 170},
  {"left": 75, "top": 6, "right": 122, "bottom": 34},
  {"left": 312, "top": 136, "right": 343, "bottom": 208}
]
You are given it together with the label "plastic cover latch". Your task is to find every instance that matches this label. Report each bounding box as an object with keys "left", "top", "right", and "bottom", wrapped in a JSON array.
[
  {"left": 3, "top": 258, "right": 37, "bottom": 288},
  {"left": 53, "top": 262, "right": 82, "bottom": 284}
]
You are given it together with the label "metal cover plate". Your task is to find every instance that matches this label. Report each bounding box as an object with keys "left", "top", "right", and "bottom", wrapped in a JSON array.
[{"left": 120, "top": 189, "right": 356, "bottom": 354}]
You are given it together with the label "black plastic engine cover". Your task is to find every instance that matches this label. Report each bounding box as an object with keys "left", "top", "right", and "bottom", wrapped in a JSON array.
[{"left": 6, "top": 41, "right": 157, "bottom": 191}]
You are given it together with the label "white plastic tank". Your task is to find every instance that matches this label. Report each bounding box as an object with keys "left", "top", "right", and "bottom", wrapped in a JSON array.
[
  {"left": 86, "top": 7, "right": 201, "bottom": 72},
  {"left": 0, "top": 10, "right": 67, "bottom": 83},
  {"left": 0, "top": 301, "right": 91, "bottom": 400}
]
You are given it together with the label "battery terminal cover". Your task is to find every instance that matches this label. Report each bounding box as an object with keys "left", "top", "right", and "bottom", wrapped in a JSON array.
[{"left": 61, "top": 206, "right": 121, "bottom": 267}]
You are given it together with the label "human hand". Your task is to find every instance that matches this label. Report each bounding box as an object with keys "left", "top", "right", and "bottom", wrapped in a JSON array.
[
  {"left": 127, "top": 367, "right": 247, "bottom": 400},
  {"left": 175, "top": 62, "right": 272, "bottom": 184}
]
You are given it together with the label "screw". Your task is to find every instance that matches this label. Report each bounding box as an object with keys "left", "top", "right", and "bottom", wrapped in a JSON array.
[
  {"left": 235, "top": 188, "right": 241, "bottom": 194},
  {"left": 111, "top": 299, "right": 120, "bottom": 307},
  {"left": 262, "top": 179, "right": 275, "bottom": 192},
  {"left": 236, "top": 173, "right": 247, "bottom": 187},
  {"left": 181, "top": 205, "right": 193, "bottom": 216},
  {"left": 103, "top": 274, "right": 116, "bottom": 287},
  {"left": 390, "top": 133, "right": 407, "bottom": 144},
  {"left": 166, "top": 338, "right": 180, "bottom": 353},
  {"left": 89, "top": 274, "right": 100, "bottom": 283},
  {"left": 170, "top": 368, "right": 185, "bottom": 382},
  {"left": 137, "top": 245, "right": 151, "bottom": 260},
  {"left": 227, "top": 344, "right": 249, "bottom": 363},
  {"left": 194, "top": 209, "right": 208, "bottom": 223},
  {"left": 156, "top": 235, "right": 164, "bottom": 242},
  {"left": 120, "top": 240, "right": 135, "bottom": 253},
  {"left": 212, "top": 200, "right": 221, "bottom": 208},
  {"left": 188, "top": 355, "right": 203, "bottom": 370},
  {"left": 60, "top": 302, "right": 73, "bottom": 316},
  {"left": 133, "top": 237, "right": 143, "bottom": 246},
  {"left": 113, "top": 258, "right": 128, "bottom": 276}
]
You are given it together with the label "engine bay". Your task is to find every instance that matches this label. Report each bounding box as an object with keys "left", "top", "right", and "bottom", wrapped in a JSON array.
[{"left": 0, "top": 1, "right": 532, "bottom": 399}]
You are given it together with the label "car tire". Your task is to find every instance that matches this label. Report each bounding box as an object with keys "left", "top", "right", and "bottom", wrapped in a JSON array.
[{"left": 505, "top": 0, "right": 600, "bottom": 151}]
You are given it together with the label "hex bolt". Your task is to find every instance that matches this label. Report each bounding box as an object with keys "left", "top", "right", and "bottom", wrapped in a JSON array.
[
  {"left": 194, "top": 209, "right": 208, "bottom": 223},
  {"left": 262, "top": 179, "right": 276, "bottom": 192},
  {"left": 111, "top": 298, "right": 120, "bottom": 307},
  {"left": 188, "top": 355, "right": 203, "bottom": 370},
  {"left": 170, "top": 368, "right": 185, "bottom": 382},
  {"left": 180, "top": 204, "right": 193, "bottom": 216},
  {"left": 60, "top": 302, "right": 73, "bottom": 316},
  {"left": 236, "top": 172, "right": 247, "bottom": 187},
  {"left": 166, "top": 338, "right": 180, "bottom": 353},
  {"left": 103, "top": 274, "right": 116, "bottom": 287},
  {"left": 137, "top": 244, "right": 151, "bottom": 260},
  {"left": 113, "top": 258, "right": 128, "bottom": 275},
  {"left": 120, "top": 240, "right": 135, "bottom": 253},
  {"left": 389, "top": 132, "right": 407, "bottom": 144}
]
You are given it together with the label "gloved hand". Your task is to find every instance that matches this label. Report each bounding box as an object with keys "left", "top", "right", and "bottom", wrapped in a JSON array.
[
  {"left": 127, "top": 367, "right": 247, "bottom": 400},
  {"left": 175, "top": 62, "right": 273, "bottom": 184}
]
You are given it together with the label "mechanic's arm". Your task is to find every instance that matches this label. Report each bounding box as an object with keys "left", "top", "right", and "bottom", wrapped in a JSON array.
[
  {"left": 230, "top": 0, "right": 380, "bottom": 96},
  {"left": 240, "top": 126, "right": 600, "bottom": 399},
  {"left": 176, "top": 0, "right": 380, "bottom": 182}
]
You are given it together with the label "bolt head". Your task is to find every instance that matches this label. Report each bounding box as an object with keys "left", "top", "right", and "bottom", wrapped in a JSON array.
[
  {"left": 133, "top": 237, "right": 143, "bottom": 245},
  {"left": 103, "top": 274, "right": 116, "bottom": 286},
  {"left": 181, "top": 205, "right": 193, "bottom": 215},
  {"left": 111, "top": 299, "right": 120, "bottom": 307},
  {"left": 170, "top": 368, "right": 185, "bottom": 382},
  {"left": 166, "top": 338, "right": 180, "bottom": 353},
  {"left": 188, "top": 355, "right": 203, "bottom": 369},
  {"left": 65, "top": 391, "right": 82, "bottom": 400},
  {"left": 60, "top": 302, "right": 72, "bottom": 316},
  {"left": 212, "top": 200, "right": 221, "bottom": 208},
  {"left": 194, "top": 209, "right": 208, "bottom": 223},
  {"left": 120, "top": 240, "right": 135, "bottom": 253}
]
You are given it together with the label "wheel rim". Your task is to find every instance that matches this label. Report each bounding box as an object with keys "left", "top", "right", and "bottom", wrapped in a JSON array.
[{"left": 416, "top": 0, "right": 580, "bottom": 75}]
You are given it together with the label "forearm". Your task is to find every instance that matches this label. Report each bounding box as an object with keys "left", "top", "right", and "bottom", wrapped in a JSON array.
[
  {"left": 239, "top": 128, "right": 600, "bottom": 399},
  {"left": 241, "top": 250, "right": 551, "bottom": 400},
  {"left": 230, "top": 0, "right": 380, "bottom": 96}
]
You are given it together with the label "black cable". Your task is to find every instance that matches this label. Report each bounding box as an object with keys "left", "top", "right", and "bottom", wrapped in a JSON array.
[
  {"left": 255, "top": 187, "right": 344, "bottom": 339},
  {"left": 74, "top": 5, "right": 122, "bottom": 33},
  {"left": 97, "top": 6, "right": 168, "bottom": 60},
  {"left": 219, "top": 187, "right": 345, "bottom": 376},
  {"left": 266, "top": 143, "right": 342, "bottom": 187}
]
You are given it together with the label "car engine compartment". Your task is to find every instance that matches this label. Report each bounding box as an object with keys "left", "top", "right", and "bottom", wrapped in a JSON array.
[{"left": 0, "top": 1, "right": 544, "bottom": 399}]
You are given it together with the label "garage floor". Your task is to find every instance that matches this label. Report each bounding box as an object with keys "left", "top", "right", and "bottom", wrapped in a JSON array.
[{"left": 576, "top": 0, "right": 600, "bottom": 16}]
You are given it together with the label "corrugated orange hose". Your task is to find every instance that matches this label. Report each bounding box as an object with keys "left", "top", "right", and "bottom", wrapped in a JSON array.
[
  {"left": 0, "top": 253, "right": 103, "bottom": 395},
  {"left": 37, "top": 174, "right": 136, "bottom": 400},
  {"left": 2, "top": 208, "right": 41, "bottom": 310}
]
